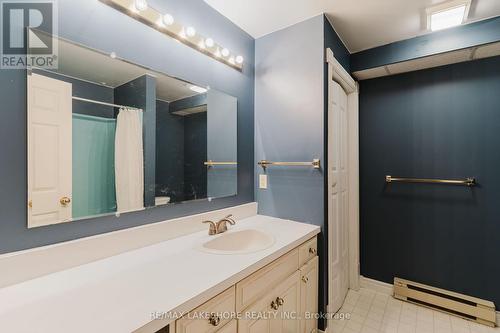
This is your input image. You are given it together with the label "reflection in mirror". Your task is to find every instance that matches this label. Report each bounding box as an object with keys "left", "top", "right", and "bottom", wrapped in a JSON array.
[{"left": 26, "top": 31, "right": 237, "bottom": 228}]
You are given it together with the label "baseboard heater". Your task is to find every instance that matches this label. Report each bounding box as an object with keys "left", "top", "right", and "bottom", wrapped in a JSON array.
[{"left": 394, "top": 278, "right": 497, "bottom": 327}]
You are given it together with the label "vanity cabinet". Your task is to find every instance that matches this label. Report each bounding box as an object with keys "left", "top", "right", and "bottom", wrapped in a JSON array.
[
  {"left": 300, "top": 256, "right": 319, "bottom": 333},
  {"left": 173, "top": 236, "right": 318, "bottom": 333}
]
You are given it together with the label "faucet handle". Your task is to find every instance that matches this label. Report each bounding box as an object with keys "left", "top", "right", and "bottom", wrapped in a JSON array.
[
  {"left": 203, "top": 220, "right": 217, "bottom": 235},
  {"left": 223, "top": 214, "right": 236, "bottom": 225}
]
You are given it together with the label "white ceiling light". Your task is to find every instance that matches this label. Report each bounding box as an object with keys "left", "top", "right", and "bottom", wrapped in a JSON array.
[
  {"left": 427, "top": 0, "right": 471, "bottom": 31},
  {"left": 190, "top": 85, "right": 208, "bottom": 93},
  {"left": 236, "top": 55, "right": 244, "bottom": 64},
  {"left": 186, "top": 26, "right": 196, "bottom": 37},
  {"left": 205, "top": 38, "right": 214, "bottom": 48},
  {"left": 162, "top": 13, "right": 174, "bottom": 26},
  {"left": 104, "top": 0, "right": 243, "bottom": 70},
  {"left": 133, "top": 0, "right": 148, "bottom": 12}
]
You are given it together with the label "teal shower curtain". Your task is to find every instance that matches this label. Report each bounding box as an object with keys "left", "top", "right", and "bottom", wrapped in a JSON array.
[{"left": 72, "top": 113, "right": 117, "bottom": 219}]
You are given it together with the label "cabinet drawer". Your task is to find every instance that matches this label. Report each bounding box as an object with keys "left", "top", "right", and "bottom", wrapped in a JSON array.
[
  {"left": 176, "top": 286, "right": 235, "bottom": 333},
  {"left": 298, "top": 237, "right": 317, "bottom": 267},
  {"left": 236, "top": 249, "right": 299, "bottom": 311}
]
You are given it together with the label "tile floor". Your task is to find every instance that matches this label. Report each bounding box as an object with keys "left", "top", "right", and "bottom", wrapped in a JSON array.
[{"left": 329, "top": 288, "right": 499, "bottom": 333}]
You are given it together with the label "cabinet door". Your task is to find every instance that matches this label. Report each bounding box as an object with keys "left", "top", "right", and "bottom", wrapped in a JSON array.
[
  {"left": 238, "top": 292, "right": 274, "bottom": 333},
  {"left": 239, "top": 271, "right": 301, "bottom": 333},
  {"left": 300, "top": 256, "right": 319, "bottom": 333},
  {"left": 217, "top": 320, "right": 237, "bottom": 333},
  {"left": 271, "top": 271, "right": 301, "bottom": 333}
]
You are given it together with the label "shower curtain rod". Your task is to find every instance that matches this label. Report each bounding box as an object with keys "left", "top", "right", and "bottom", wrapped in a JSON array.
[{"left": 72, "top": 96, "right": 143, "bottom": 111}]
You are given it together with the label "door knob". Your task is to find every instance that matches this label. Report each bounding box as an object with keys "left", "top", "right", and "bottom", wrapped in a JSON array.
[
  {"left": 60, "top": 197, "right": 71, "bottom": 206},
  {"left": 276, "top": 297, "right": 284, "bottom": 306},
  {"left": 302, "top": 276, "right": 309, "bottom": 283},
  {"left": 271, "top": 300, "right": 279, "bottom": 310},
  {"left": 309, "top": 247, "right": 317, "bottom": 255}
]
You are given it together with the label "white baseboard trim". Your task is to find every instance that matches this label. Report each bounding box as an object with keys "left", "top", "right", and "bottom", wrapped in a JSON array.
[
  {"left": 360, "top": 276, "right": 393, "bottom": 295},
  {"left": 0, "top": 202, "right": 258, "bottom": 288},
  {"left": 360, "top": 277, "right": 500, "bottom": 327}
]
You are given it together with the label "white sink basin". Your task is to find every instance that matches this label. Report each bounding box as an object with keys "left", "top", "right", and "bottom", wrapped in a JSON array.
[{"left": 199, "top": 229, "right": 275, "bottom": 255}]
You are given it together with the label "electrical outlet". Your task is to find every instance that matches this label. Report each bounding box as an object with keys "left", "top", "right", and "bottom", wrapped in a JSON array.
[{"left": 259, "top": 174, "right": 268, "bottom": 189}]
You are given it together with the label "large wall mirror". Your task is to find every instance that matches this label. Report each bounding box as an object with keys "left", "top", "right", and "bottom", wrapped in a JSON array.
[{"left": 27, "top": 30, "right": 238, "bottom": 228}]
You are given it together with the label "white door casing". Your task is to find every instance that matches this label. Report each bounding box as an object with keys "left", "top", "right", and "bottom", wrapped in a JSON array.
[
  {"left": 27, "top": 73, "right": 72, "bottom": 228},
  {"left": 326, "top": 48, "right": 360, "bottom": 318}
]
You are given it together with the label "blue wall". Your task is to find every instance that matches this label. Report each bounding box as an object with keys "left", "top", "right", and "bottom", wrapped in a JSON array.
[
  {"left": 255, "top": 14, "right": 351, "bottom": 330},
  {"left": 184, "top": 112, "right": 208, "bottom": 200},
  {"left": 352, "top": 16, "right": 500, "bottom": 72},
  {"left": 0, "top": 0, "right": 254, "bottom": 254},
  {"left": 156, "top": 100, "right": 186, "bottom": 202},
  {"left": 359, "top": 55, "right": 500, "bottom": 308},
  {"left": 324, "top": 16, "right": 350, "bottom": 72}
]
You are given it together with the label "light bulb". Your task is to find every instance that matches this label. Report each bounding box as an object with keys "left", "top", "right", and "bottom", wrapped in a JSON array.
[
  {"left": 110, "top": 52, "right": 117, "bottom": 59},
  {"left": 229, "top": 57, "right": 235, "bottom": 64},
  {"left": 221, "top": 48, "right": 230, "bottom": 57},
  {"left": 134, "top": 0, "right": 148, "bottom": 11},
  {"left": 205, "top": 38, "right": 214, "bottom": 48},
  {"left": 186, "top": 26, "right": 196, "bottom": 37},
  {"left": 162, "top": 13, "right": 174, "bottom": 26},
  {"left": 236, "top": 55, "right": 244, "bottom": 64}
]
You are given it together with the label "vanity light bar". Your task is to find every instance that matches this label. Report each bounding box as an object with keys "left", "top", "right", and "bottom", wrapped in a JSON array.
[{"left": 99, "top": 0, "right": 244, "bottom": 71}]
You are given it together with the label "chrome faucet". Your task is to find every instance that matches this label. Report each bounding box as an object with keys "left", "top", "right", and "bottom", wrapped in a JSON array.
[{"left": 203, "top": 214, "right": 236, "bottom": 235}]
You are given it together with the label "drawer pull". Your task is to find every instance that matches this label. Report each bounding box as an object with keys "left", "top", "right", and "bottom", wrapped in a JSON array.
[
  {"left": 276, "top": 297, "right": 285, "bottom": 306},
  {"left": 309, "top": 247, "right": 317, "bottom": 255},
  {"left": 208, "top": 313, "right": 221, "bottom": 327},
  {"left": 271, "top": 300, "right": 279, "bottom": 310},
  {"left": 302, "top": 276, "right": 309, "bottom": 283}
]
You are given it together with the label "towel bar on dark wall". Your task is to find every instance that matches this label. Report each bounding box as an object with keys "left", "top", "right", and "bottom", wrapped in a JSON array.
[
  {"left": 385, "top": 175, "right": 476, "bottom": 187},
  {"left": 258, "top": 159, "right": 321, "bottom": 170}
]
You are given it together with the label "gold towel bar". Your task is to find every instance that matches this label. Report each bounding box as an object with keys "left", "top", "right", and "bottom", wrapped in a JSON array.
[
  {"left": 204, "top": 161, "right": 237, "bottom": 167},
  {"left": 385, "top": 175, "right": 476, "bottom": 187},
  {"left": 258, "top": 159, "right": 321, "bottom": 170}
]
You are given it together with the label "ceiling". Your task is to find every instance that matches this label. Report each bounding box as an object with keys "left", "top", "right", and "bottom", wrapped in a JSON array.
[
  {"left": 50, "top": 37, "right": 201, "bottom": 102},
  {"left": 204, "top": 0, "right": 500, "bottom": 52}
]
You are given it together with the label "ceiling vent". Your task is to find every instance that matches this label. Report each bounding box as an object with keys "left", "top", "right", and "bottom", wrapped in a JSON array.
[{"left": 426, "top": 0, "right": 471, "bottom": 31}]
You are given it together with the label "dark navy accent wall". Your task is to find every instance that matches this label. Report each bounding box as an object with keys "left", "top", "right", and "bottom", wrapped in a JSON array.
[
  {"left": 114, "top": 75, "right": 157, "bottom": 207},
  {"left": 170, "top": 93, "right": 207, "bottom": 114},
  {"left": 184, "top": 113, "right": 208, "bottom": 201},
  {"left": 352, "top": 16, "right": 500, "bottom": 72},
  {"left": 0, "top": 0, "right": 254, "bottom": 254},
  {"left": 156, "top": 100, "right": 185, "bottom": 203},
  {"left": 324, "top": 16, "right": 350, "bottom": 72},
  {"left": 359, "top": 56, "right": 500, "bottom": 308}
]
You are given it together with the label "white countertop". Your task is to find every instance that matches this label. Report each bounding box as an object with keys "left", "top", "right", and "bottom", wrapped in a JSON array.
[{"left": 0, "top": 215, "right": 320, "bottom": 333}]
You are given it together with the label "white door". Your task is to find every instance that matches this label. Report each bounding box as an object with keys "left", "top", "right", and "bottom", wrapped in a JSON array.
[
  {"left": 328, "top": 80, "right": 349, "bottom": 313},
  {"left": 28, "top": 73, "right": 72, "bottom": 228}
]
